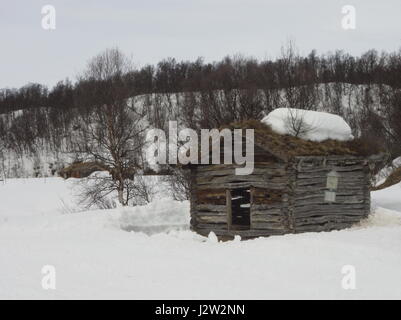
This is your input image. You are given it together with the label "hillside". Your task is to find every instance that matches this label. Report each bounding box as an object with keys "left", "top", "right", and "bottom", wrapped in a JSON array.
[{"left": 0, "top": 83, "right": 395, "bottom": 179}]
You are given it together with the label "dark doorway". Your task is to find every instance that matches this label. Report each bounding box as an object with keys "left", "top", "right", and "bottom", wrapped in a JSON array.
[{"left": 230, "top": 188, "right": 251, "bottom": 230}]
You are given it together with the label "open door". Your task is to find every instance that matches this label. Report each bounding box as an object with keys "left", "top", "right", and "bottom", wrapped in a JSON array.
[{"left": 228, "top": 188, "right": 251, "bottom": 230}]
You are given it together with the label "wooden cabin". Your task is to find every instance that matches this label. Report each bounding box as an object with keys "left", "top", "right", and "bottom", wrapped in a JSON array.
[{"left": 186, "top": 120, "right": 384, "bottom": 240}]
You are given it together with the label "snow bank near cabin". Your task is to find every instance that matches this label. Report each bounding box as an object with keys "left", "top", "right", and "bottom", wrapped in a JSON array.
[
  {"left": 372, "top": 180, "right": 401, "bottom": 213},
  {"left": 118, "top": 198, "right": 190, "bottom": 234},
  {"left": 262, "top": 108, "right": 354, "bottom": 142},
  {"left": 0, "top": 177, "right": 189, "bottom": 234}
]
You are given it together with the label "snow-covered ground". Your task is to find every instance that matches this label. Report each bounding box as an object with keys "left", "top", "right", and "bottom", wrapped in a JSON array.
[{"left": 0, "top": 178, "right": 400, "bottom": 299}]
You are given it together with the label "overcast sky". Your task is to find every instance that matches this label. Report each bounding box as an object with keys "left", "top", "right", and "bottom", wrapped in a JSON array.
[{"left": 0, "top": 0, "right": 400, "bottom": 88}]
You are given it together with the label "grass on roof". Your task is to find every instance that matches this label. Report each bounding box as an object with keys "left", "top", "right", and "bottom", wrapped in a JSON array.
[{"left": 224, "top": 119, "right": 383, "bottom": 158}]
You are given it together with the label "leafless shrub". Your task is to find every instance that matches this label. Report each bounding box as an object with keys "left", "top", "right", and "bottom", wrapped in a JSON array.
[
  {"left": 77, "top": 173, "right": 118, "bottom": 210},
  {"left": 162, "top": 168, "right": 191, "bottom": 201},
  {"left": 77, "top": 173, "right": 161, "bottom": 209},
  {"left": 127, "top": 175, "right": 158, "bottom": 205},
  {"left": 285, "top": 108, "right": 315, "bottom": 138}
]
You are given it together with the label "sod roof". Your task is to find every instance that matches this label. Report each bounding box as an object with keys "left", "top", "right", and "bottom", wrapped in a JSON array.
[{"left": 223, "top": 119, "right": 383, "bottom": 161}]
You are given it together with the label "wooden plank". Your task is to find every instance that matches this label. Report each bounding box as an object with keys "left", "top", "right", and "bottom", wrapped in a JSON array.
[
  {"left": 251, "top": 209, "right": 283, "bottom": 216},
  {"left": 226, "top": 189, "right": 232, "bottom": 230},
  {"left": 252, "top": 203, "right": 286, "bottom": 210},
  {"left": 293, "top": 208, "right": 368, "bottom": 218},
  {"left": 196, "top": 215, "right": 228, "bottom": 224},
  {"left": 294, "top": 216, "right": 363, "bottom": 226},
  {"left": 297, "top": 165, "right": 366, "bottom": 173},
  {"left": 197, "top": 182, "right": 286, "bottom": 190},
  {"left": 196, "top": 174, "right": 288, "bottom": 185},
  {"left": 294, "top": 223, "right": 354, "bottom": 233},
  {"left": 196, "top": 167, "right": 286, "bottom": 177},
  {"left": 251, "top": 222, "right": 286, "bottom": 230},
  {"left": 197, "top": 211, "right": 227, "bottom": 217},
  {"left": 196, "top": 162, "right": 285, "bottom": 172},
  {"left": 251, "top": 215, "right": 284, "bottom": 223},
  {"left": 196, "top": 204, "right": 226, "bottom": 212}
]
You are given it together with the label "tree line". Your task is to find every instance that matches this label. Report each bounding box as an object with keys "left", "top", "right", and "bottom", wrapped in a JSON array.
[
  {"left": 0, "top": 45, "right": 401, "bottom": 205},
  {"left": 2, "top": 47, "right": 401, "bottom": 115}
]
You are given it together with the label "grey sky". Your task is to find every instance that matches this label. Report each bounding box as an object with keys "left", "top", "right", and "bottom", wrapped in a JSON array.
[{"left": 0, "top": 0, "right": 400, "bottom": 88}]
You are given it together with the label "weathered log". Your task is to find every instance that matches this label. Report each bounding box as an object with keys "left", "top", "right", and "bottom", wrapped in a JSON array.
[
  {"left": 196, "top": 215, "right": 228, "bottom": 224},
  {"left": 196, "top": 204, "right": 226, "bottom": 212},
  {"left": 197, "top": 182, "right": 286, "bottom": 190},
  {"left": 251, "top": 222, "right": 286, "bottom": 230},
  {"left": 196, "top": 174, "right": 287, "bottom": 185}
]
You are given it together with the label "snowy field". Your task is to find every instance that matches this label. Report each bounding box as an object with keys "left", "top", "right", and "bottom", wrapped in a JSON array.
[{"left": 0, "top": 177, "right": 400, "bottom": 299}]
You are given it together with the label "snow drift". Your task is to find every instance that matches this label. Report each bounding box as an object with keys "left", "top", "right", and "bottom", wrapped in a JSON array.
[{"left": 262, "top": 108, "right": 354, "bottom": 142}]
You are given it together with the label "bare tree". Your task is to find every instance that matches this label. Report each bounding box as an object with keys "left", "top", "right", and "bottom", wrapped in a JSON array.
[
  {"left": 74, "top": 48, "right": 148, "bottom": 206},
  {"left": 285, "top": 108, "right": 315, "bottom": 138},
  {"left": 162, "top": 168, "right": 191, "bottom": 201},
  {"left": 129, "top": 175, "right": 158, "bottom": 205}
]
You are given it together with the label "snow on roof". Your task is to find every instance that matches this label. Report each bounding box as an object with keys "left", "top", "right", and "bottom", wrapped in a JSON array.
[{"left": 261, "top": 108, "right": 354, "bottom": 142}]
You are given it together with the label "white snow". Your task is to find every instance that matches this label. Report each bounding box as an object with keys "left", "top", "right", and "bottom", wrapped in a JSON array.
[
  {"left": 374, "top": 156, "right": 401, "bottom": 186},
  {"left": 262, "top": 108, "right": 354, "bottom": 142},
  {"left": 0, "top": 177, "right": 400, "bottom": 299},
  {"left": 372, "top": 180, "right": 401, "bottom": 213}
]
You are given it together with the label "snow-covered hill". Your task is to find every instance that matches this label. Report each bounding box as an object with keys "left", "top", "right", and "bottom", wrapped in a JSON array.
[
  {"left": 0, "top": 177, "right": 400, "bottom": 299},
  {"left": 0, "top": 83, "right": 392, "bottom": 179}
]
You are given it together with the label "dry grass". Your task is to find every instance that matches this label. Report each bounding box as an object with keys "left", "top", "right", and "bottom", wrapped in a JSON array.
[
  {"left": 224, "top": 119, "right": 383, "bottom": 158},
  {"left": 58, "top": 161, "right": 108, "bottom": 179}
]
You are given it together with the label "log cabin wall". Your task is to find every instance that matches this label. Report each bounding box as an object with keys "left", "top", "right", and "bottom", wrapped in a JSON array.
[
  {"left": 291, "top": 156, "right": 371, "bottom": 233},
  {"left": 186, "top": 120, "right": 382, "bottom": 240},
  {"left": 190, "top": 159, "right": 290, "bottom": 239},
  {"left": 189, "top": 151, "right": 373, "bottom": 239}
]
